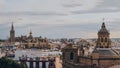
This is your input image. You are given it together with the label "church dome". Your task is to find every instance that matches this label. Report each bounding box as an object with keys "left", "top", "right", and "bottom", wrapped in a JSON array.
[
  {"left": 98, "top": 23, "right": 109, "bottom": 35},
  {"left": 28, "top": 35, "right": 33, "bottom": 39},
  {"left": 28, "top": 31, "right": 33, "bottom": 39}
]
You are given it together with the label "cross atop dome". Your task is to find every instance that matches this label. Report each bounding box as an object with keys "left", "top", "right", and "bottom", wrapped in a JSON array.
[{"left": 102, "top": 18, "right": 106, "bottom": 28}]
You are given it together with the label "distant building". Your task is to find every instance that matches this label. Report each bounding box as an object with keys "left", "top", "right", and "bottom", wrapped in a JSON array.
[
  {"left": 15, "top": 31, "right": 51, "bottom": 49},
  {"left": 9, "top": 23, "right": 50, "bottom": 49},
  {"left": 10, "top": 22, "right": 15, "bottom": 43},
  {"left": 62, "top": 22, "right": 120, "bottom": 68}
]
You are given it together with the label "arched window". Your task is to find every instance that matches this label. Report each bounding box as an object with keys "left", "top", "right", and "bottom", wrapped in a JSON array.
[
  {"left": 101, "top": 38, "right": 103, "bottom": 42},
  {"left": 70, "top": 52, "right": 74, "bottom": 60},
  {"left": 105, "top": 38, "right": 107, "bottom": 42}
]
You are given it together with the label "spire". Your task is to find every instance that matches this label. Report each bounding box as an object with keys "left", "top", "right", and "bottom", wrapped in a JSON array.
[
  {"left": 98, "top": 18, "right": 109, "bottom": 34},
  {"left": 102, "top": 22, "right": 106, "bottom": 28},
  {"left": 101, "top": 18, "right": 106, "bottom": 28},
  {"left": 30, "top": 29, "right": 32, "bottom": 35},
  {"left": 28, "top": 29, "right": 33, "bottom": 39},
  {"left": 10, "top": 22, "right": 15, "bottom": 43},
  {"left": 11, "top": 22, "right": 14, "bottom": 31}
]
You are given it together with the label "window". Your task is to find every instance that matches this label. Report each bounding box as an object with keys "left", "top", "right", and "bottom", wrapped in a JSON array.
[
  {"left": 105, "top": 38, "right": 107, "bottom": 42},
  {"left": 70, "top": 52, "right": 74, "bottom": 60},
  {"left": 63, "top": 52, "right": 65, "bottom": 59},
  {"left": 101, "top": 38, "right": 103, "bottom": 42}
]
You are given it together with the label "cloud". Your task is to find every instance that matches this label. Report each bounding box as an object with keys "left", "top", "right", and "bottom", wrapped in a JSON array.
[
  {"left": 62, "top": 0, "right": 103, "bottom": 10},
  {"left": 1, "top": 0, "right": 120, "bottom": 39},
  {"left": 62, "top": 0, "right": 82, "bottom": 8},
  {"left": 62, "top": 4, "right": 82, "bottom": 8},
  {"left": 0, "top": 0, "right": 5, "bottom": 7},
  {"left": 0, "top": 11, "right": 68, "bottom": 16},
  {"left": 63, "top": 0, "right": 120, "bottom": 14},
  {"left": 71, "top": 8, "right": 120, "bottom": 14}
]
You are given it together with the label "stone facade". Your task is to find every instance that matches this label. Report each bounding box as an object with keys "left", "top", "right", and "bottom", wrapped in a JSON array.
[
  {"left": 18, "top": 32, "right": 50, "bottom": 49},
  {"left": 97, "top": 22, "right": 111, "bottom": 48},
  {"left": 9, "top": 23, "right": 50, "bottom": 49},
  {"left": 62, "top": 22, "right": 120, "bottom": 68}
]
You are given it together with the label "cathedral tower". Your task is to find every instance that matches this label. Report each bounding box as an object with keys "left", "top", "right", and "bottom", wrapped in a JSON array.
[
  {"left": 28, "top": 30, "right": 33, "bottom": 39},
  {"left": 10, "top": 22, "right": 15, "bottom": 43},
  {"left": 96, "top": 22, "right": 111, "bottom": 48}
]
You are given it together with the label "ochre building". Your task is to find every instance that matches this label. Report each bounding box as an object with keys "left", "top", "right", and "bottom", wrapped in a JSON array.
[
  {"left": 62, "top": 22, "right": 120, "bottom": 68},
  {"left": 9, "top": 23, "right": 50, "bottom": 49},
  {"left": 19, "top": 31, "right": 50, "bottom": 49}
]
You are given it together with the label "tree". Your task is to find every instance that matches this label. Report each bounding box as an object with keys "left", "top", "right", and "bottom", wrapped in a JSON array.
[{"left": 0, "top": 57, "right": 27, "bottom": 68}]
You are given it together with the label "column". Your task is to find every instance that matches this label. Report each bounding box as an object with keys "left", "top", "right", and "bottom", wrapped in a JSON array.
[
  {"left": 42, "top": 61, "right": 46, "bottom": 68},
  {"left": 29, "top": 58, "right": 33, "bottom": 68},
  {"left": 36, "top": 61, "right": 39, "bottom": 68},
  {"left": 35, "top": 57, "right": 40, "bottom": 68}
]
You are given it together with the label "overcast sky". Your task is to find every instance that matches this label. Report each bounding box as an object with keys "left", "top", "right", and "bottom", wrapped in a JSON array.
[{"left": 0, "top": 0, "right": 120, "bottom": 39}]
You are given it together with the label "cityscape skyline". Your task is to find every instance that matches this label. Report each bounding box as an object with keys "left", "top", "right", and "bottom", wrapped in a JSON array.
[{"left": 1, "top": 0, "right": 120, "bottom": 39}]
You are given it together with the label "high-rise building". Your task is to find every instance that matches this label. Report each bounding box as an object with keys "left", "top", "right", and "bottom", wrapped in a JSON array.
[{"left": 10, "top": 22, "right": 15, "bottom": 43}]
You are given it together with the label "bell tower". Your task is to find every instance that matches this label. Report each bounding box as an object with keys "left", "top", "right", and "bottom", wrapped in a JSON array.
[
  {"left": 28, "top": 30, "right": 33, "bottom": 39},
  {"left": 10, "top": 22, "right": 15, "bottom": 43},
  {"left": 96, "top": 21, "right": 111, "bottom": 48}
]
